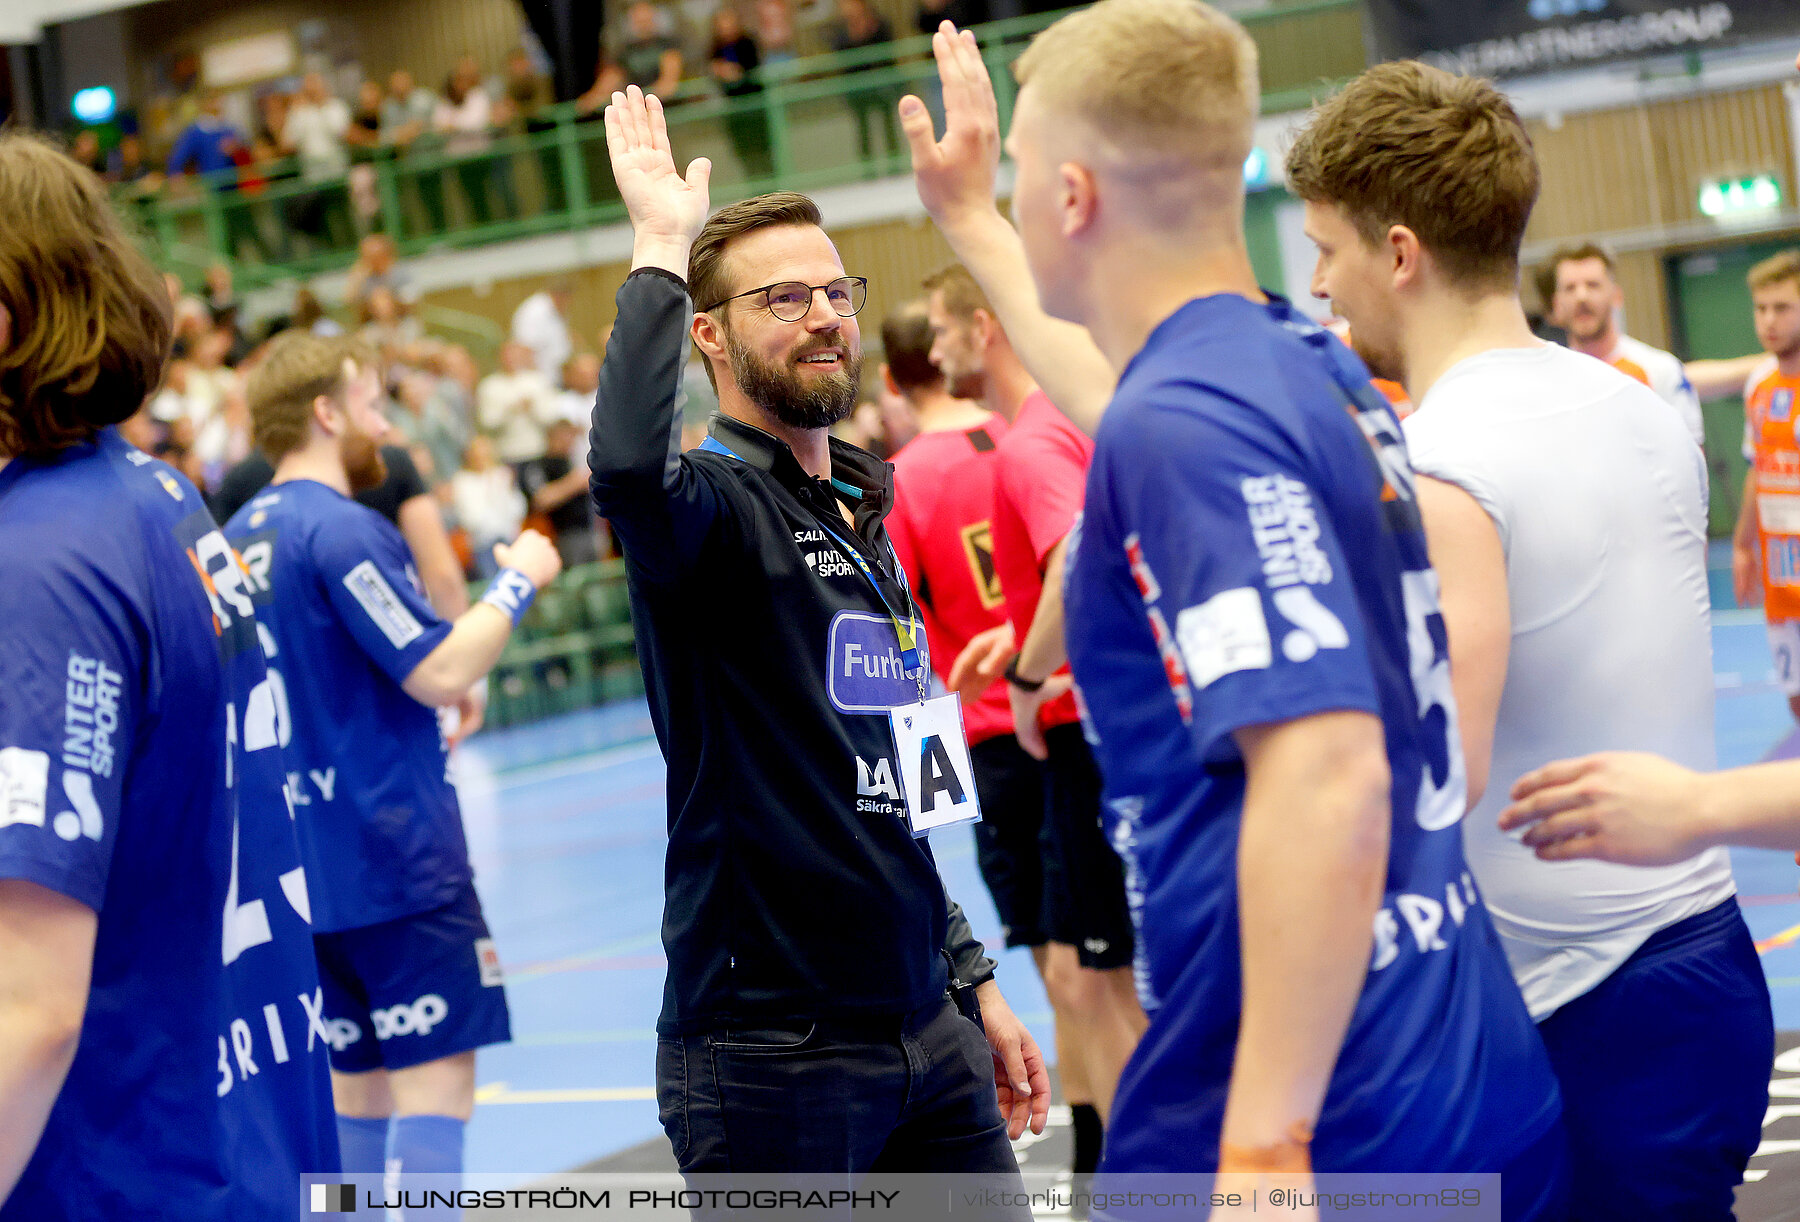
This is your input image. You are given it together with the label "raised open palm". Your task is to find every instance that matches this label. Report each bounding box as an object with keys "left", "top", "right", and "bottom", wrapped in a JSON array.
[
  {"left": 605, "top": 85, "right": 711, "bottom": 250},
  {"left": 900, "top": 23, "right": 1002, "bottom": 226}
]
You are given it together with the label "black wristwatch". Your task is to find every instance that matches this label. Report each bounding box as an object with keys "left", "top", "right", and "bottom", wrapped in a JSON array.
[{"left": 1004, "top": 656, "right": 1045, "bottom": 692}]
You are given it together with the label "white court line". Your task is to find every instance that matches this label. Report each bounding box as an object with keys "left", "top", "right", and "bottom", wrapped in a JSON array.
[{"left": 476, "top": 1081, "right": 657, "bottom": 1105}]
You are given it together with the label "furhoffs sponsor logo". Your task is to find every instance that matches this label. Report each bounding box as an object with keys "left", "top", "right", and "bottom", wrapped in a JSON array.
[{"left": 826, "top": 612, "right": 920, "bottom": 714}]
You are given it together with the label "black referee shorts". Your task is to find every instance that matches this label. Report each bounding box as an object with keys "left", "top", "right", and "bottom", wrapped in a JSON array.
[
  {"left": 967, "top": 734, "right": 1049, "bottom": 949},
  {"left": 1041, "top": 722, "right": 1133, "bottom": 970}
]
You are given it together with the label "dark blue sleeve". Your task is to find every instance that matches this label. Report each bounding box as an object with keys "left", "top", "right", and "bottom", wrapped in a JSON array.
[
  {"left": 588, "top": 269, "right": 734, "bottom": 583},
  {"left": 0, "top": 553, "right": 143, "bottom": 911},
  {"left": 312, "top": 509, "right": 453, "bottom": 685},
  {"left": 166, "top": 127, "right": 196, "bottom": 177},
  {"left": 1106, "top": 396, "right": 1380, "bottom": 763}
]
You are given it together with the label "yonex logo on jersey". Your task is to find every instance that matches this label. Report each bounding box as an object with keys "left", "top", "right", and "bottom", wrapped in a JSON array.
[
  {"left": 371, "top": 994, "right": 449, "bottom": 1040},
  {"left": 63, "top": 654, "right": 121, "bottom": 778},
  {"left": 0, "top": 746, "right": 50, "bottom": 830},
  {"left": 1242, "top": 475, "right": 1332, "bottom": 588}
]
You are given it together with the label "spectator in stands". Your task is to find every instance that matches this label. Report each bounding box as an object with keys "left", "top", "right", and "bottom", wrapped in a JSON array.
[
  {"left": 451, "top": 435, "right": 527, "bottom": 577},
  {"left": 291, "top": 286, "right": 343, "bottom": 337},
  {"left": 344, "top": 232, "right": 418, "bottom": 306},
  {"left": 345, "top": 79, "right": 387, "bottom": 232},
  {"left": 435, "top": 59, "right": 503, "bottom": 226},
  {"left": 710, "top": 6, "right": 775, "bottom": 184},
  {"left": 394, "top": 369, "right": 472, "bottom": 485},
  {"left": 831, "top": 0, "right": 902, "bottom": 172},
  {"left": 281, "top": 71, "right": 354, "bottom": 249},
  {"left": 556, "top": 353, "right": 602, "bottom": 426},
  {"left": 917, "top": 0, "right": 989, "bottom": 36},
  {"left": 69, "top": 129, "right": 107, "bottom": 176},
  {"left": 619, "top": 1, "right": 684, "bottom": 98},
  {"left": 500, "top": 47, "right": 567, "bottom": 216},
  {"left": 107, "top": 132, "right": 154, "bottom": 185},
  {"left": 754, "top": 0, "right": 798, "bottom": 65},
  {"left": 203, "top": 263, "right": 252, "bottom": 364},
  {"left": 478, "top": 340, "right": 562, "bottom": 465},
  {"left": 359, "top": 285, "right": 424, "bottom": 356},
  {"left": 166, "top": 90, "right": 269, "bottom": 263},
  {"left": 382, "top": 68, "right": 448, "bottom": 234},
  {"left": 511, "top": 279, "right": 576, "bottom": 381},
  {"left": 518, "top": 419, "right": 600, "bottom": 566}
]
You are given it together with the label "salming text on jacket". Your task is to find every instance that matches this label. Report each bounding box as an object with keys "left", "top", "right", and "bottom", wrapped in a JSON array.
[{"left": 589, "top": 266, "right": 995, "bottom": 1035}]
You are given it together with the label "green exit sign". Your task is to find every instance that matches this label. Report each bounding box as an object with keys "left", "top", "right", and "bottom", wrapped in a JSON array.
[{"left": 1699, "top": 175, "right": 1782, "bottom": 218}]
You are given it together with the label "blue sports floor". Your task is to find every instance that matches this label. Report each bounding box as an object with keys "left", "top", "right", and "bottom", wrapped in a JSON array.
[{"left": 449, "top": 611, "right": 1800, "bottom": 1184}]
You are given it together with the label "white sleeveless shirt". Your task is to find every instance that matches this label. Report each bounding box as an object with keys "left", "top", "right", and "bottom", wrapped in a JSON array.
[{"left": 1404, "top": 344, "right": 1734, "bottom": 1020}]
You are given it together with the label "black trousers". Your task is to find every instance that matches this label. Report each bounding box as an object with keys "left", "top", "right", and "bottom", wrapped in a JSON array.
[{"left": 657, "top": 997, "right": 1024, "bottom": 1178}]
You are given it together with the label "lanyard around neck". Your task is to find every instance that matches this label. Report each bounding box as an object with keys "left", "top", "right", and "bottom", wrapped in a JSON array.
[{"left": 699, "top": 433, "right": 923, "bottom": 675}]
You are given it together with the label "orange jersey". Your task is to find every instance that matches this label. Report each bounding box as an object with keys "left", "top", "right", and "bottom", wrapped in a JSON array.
[
  {"left": 1610, "top": 355, "right": 1651, "bottom": 386},
  {"left": 1747, "top": 365, "right": 1800, "bottom": 621}
]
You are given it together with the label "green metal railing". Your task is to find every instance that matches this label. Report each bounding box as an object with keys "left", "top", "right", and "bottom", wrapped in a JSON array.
[{"left": 134, "top": 0, "right": 1362, "bottom": 289}]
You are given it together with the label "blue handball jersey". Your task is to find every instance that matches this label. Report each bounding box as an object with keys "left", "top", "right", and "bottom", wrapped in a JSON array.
[
  {"left": 1065, "top": 295, "right": 1561, "bottom": 1173},
  {"left": 225, "top": 479, "right": 467, "bottom": 933},
  {"left": 0, "top": 431, "right": 336, "bottom": 1220}
]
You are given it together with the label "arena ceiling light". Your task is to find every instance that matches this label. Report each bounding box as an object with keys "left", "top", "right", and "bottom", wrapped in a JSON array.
[{"left": 71, "top": 86, "right": 116, "bottom": 124}]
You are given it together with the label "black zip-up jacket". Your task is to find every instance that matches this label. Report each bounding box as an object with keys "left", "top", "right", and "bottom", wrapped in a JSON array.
[{"left": 589, "top": 267, "right": 996, "bottom": 1035}]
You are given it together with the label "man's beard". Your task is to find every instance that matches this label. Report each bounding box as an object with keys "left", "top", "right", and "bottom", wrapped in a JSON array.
[
  {"left": 341, "top": 426, "right": 387, "bottom": 494},
  {"left": 1564, "top": 306, "right": 1607, "bottom": 343},
  {"left": 727, "top": 329, "right": 861, "bottom": 430}
]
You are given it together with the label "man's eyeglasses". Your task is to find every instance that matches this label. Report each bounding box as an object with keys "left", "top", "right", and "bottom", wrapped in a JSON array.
[{"left": 701, "top": 277, "right": 868, "bottom": 323}]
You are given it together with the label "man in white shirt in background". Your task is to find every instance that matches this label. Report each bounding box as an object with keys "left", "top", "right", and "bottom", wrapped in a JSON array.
[
  {"left": 1288, "top": 60, "right": 1773, "bottom": 1221},
  {"left": 511, "top": 280, "right": 575, "bottom": 381},
  {"left": 282, "top": 71, "right": 354, "bottom": 248},
  {"left": 1546, "top": 242, "right": 1703, "bottom": 445},
  {"left": 478, "top": 340, "right": 562, "bottom": 466}
]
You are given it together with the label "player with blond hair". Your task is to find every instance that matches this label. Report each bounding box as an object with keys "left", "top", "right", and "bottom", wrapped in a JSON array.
[{"left": 902, "top": 4, "right": 1565, "bottom": 1207}]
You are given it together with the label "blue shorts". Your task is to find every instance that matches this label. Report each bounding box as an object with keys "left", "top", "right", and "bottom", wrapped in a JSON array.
[
  {"left": 1537, "top": 898, "right": 1773, "bottom": 1221},
  {"left": 313, "top": 883, "right": 512, "bottom": 1073}
]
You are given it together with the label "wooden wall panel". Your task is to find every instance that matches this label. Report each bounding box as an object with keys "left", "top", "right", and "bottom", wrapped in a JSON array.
[{"left": 1526, "top": 82, "right": 1793, "bottom": 248}]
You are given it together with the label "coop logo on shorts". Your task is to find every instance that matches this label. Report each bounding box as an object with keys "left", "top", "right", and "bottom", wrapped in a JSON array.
[
  {"left": 310, "top": 1182, "right": 357, "bottom": 1212},
  {"left": 322, "top": 1017, "right": 363, "bottom": 1053},
  {"left": 827, "top": 611, "right": 920, "bottom": 714},
  {"left": 372, "top": 994, "right": 449, "bottom": 1040}
]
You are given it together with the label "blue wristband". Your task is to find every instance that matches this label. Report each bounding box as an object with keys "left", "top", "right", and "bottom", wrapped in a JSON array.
[{"left": 481, "top": 568, "right": 537, "bottom": 627}]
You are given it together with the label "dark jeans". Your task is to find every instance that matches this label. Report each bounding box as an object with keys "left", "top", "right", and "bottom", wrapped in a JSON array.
[{"left": 657, "top": 998, "right": 1023, "bottom": 1177}]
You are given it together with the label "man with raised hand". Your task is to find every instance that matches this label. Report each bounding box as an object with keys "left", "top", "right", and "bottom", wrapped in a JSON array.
[
  {"left": 227, "top": 332, "right": 558, "bottom": 1216},
  {"left": 906, "top": 6, "right": 1564, "bottom": 1210},
  {"left": 0, "top": 133, "right": 335, "bottom": 1219},
  {"left": 1289, "top": 60, "right": 1770, "bottom": 1218},
  {"left": 590, "top": 85, "right": 1047, "bottom": 1177}
]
